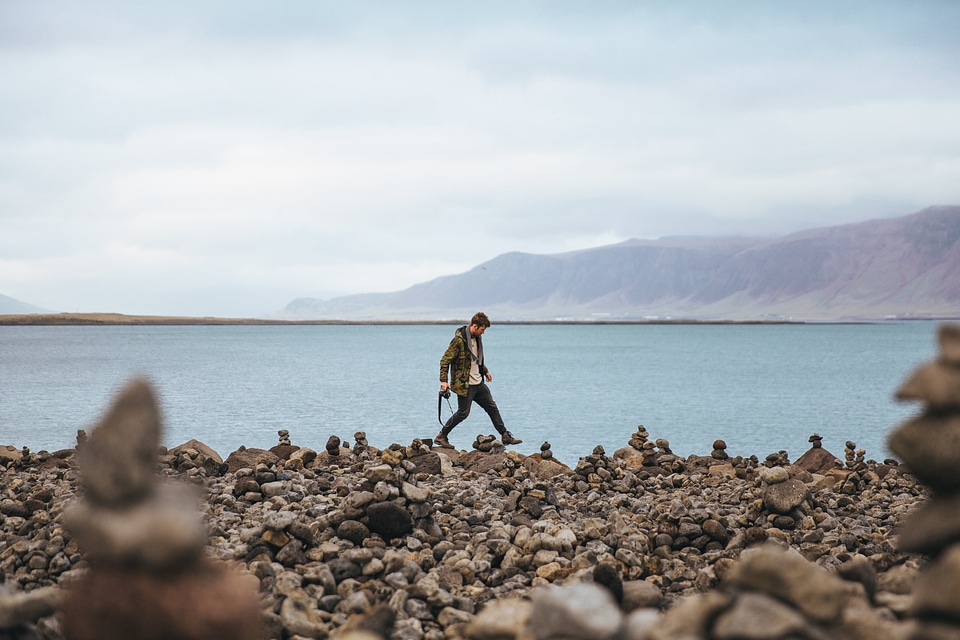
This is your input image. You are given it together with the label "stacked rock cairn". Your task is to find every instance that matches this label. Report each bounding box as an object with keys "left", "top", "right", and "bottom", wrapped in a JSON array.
[
  {"left": 540, "top": 441, "right": 553, "bottom": 460},
  {"left": 710, "top": 439, "right": 729, "bottom": 461},
  {"left": 472, "top": 435, "right": 504, "bottom": 454},
  {"left": 60, "top": 377, "right": 261, "bottom": 640},
  {"left": 326, "top": 435, "right": 342, "bottom": 458},
  {"left": 844, "top": 441, "right": 866, "bottom": 471},
  {"left": 353, "top": 431, "right": 371, "bottom": 458},
  {"left": 888, "top": 323, "right": 960, "bottom": 638}
]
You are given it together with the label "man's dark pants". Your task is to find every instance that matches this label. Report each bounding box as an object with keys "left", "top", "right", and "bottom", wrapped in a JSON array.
[{"left": 441, "top": 382, "right": 506, "bottom": 435}]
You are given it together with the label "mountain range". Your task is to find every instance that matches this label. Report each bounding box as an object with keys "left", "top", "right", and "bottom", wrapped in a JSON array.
[{"left": 280, "top": 206, "right": 960, "bottom": 321}]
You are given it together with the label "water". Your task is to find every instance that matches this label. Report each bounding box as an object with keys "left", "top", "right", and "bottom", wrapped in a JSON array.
[{"left": 0, "top": 322, "right": 938, "bottom": 465}]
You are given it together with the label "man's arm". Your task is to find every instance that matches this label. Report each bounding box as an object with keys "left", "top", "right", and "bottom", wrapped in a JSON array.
[{"left": 439, "top": 336, "right": 460, "bottom": 387}]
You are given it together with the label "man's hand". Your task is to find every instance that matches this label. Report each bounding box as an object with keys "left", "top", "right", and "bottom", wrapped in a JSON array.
[
  {"left": 440, "top": 382, "right": 449, "bottom": 392},
  {"left": 486, "top": 372, "right": 493, "bottom": 382}
]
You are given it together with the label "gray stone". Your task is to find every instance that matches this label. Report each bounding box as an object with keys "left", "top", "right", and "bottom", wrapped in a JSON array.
[
  {"left": 725, "top": 543, "right": 847, "bottom": 624},
  {"left": 465, "top": 598, "right": 531, "bottom": 640},
  {"left": 712, "top": 592, "right": 815, "bottom": 640},
  {"left": 648, "top": 591, "right": 732, "bottom": 640},
  {"left": 896, "top": 361, "right": 960, "bottom": 409},
  {"left": 263, "top": 511, "right": 298, "bottom": 531},
  {"left": 401, "top": 482, "right": 430, "bottom": 503},
  {"left": 0, "top": 585, "right": 63, "bottom": 629},
  {"left": 877, "top": 563, "right": 920, "bottom": 595},
  {"left": 621, "top": 580, "right": 663, "bottom": 612},
  {"left": 623, "top": 609, "right": 660, "bottom": 640},
  {"left": 759, "top": 466, "right": 789, "bottom": 485},
  {"left": 896, "top": 492, "right": 960, "bottom": 554},
  {"left": 260, "top": 481, "right": 285, "bottom": 497},
  {"left": 838, "top": 555, "right": 877, "bottom": 601},
  {"left": 280, "top": 591, "right": 330, "bottom": 639},
  {"left": 346, "top": 491, "right": 376, "bottom": 510},
  {"left": 529, "top": 583, "right": 623, "bottom": 640},
  {"left": 327, "top": 557, "right": 362, "bottom": 582},
  {"left": 762, "top": 478, "right": 808, "bottom": 514},
  {"left": 911, "top": 544, "right": 960, "bottom": 621},
  {"left": 364, "top": 464, "right": 395, "bottom": 483},
  {"left": 888, "top": 414, "right": 960, "bottom": 492}
]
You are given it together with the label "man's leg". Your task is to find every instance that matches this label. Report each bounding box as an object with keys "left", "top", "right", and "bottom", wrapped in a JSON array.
[
  {"left": 471, "top": 383, "right": 506, "bottom": 434},
  {"left": 473, "top": 383, "right": 522, "bottom": 445},
  {"left": 441, "top": 386, "right": 477, "bottom": 434}
]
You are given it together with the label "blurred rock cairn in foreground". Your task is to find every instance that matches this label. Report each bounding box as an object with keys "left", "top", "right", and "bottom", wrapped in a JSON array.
[
  {"left": 61, "top": 378, "right": 262, "bottom": 640},
  {"left": 888, "top": 324, "right": 960, "bottom": 639}
]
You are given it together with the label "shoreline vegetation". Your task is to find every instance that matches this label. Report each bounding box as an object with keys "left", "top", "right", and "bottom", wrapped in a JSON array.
[{"left": 0, "top": 312, "right": 951, "bottom": 326}]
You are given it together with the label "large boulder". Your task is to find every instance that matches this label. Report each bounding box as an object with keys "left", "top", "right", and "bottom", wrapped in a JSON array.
[{"left": 225, "top": 447, "right": 279, "bottom": 474}]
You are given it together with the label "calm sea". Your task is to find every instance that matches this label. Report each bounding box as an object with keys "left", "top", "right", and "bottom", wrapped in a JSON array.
[{"left": 0, "top": 322, "right": 940, "bottom": 466}]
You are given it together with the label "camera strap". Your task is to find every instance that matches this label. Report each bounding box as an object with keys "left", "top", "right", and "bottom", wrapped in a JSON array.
[{"left": 438, "top": 390, "right": 454, "bottom": 427}]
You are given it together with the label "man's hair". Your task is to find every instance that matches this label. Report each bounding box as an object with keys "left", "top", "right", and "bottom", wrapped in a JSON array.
[{"left": 470, "top": 312, "right": 491, "bottom": 328}]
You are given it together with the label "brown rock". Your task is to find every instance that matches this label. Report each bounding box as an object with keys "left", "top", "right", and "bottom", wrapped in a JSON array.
[
  {"left": 460, "top": 451, "right": 509, "bottom": 475},
  {"left": 912, "top": 544, "right": 960, "bottom": 621},
  {"left": 794, "top": 446, "right": 841, "bottom": 475},
  {"left": 0, "top": 445, "right": 23, "bottom": 466},
  {"left": 168, "top": 439, "right": 223, "bottom": 465},
  {"left": 621, "top": 580, "right": 664, "bottom": 612},
  {"left": 61, "top": 563, "right": 262, "bottom": 640},
  {"left": 268, "top": 444, "right": 299, "bottom": 460},
  {"left": 522, "top": 455, "right": 572, "bottom": 480},
  {"left": 0, "top": 586, "right": 63, "bottom": 629},
  {"left": 224, "top": 447, "right": 279, "bottom": 474},
  {"left": 262, "top": 529, "right": 291, "bottom": 548},
  {"left": 408, "top": 452, "right": 443, "bottom": 476},
  {"left": 938, "top": 324, "right": 960, "bottom": 365},
  {"left": 896, "top": 493, "right": 960, "bottom": 554}
]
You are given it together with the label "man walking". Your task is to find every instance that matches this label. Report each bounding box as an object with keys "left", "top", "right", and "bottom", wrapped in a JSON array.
[{"left": 436, "top": 312, "right": 522, "bottom": 448}]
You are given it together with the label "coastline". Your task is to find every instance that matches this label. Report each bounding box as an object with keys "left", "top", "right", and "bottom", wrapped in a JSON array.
[{"left": 1, "top": 311, "right": 945, "bottom": 326}]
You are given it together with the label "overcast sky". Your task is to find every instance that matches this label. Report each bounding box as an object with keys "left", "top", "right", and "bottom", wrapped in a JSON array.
[{"left": 2, "top": 1, "right": 958, "bottom": 317}]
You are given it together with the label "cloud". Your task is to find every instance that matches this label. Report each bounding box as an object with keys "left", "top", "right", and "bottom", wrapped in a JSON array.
[{"left": 1, "top": 1, "right": 959, "bottom": 315}]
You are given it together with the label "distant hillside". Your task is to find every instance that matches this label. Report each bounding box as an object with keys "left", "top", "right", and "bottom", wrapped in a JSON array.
[
  {"left": 280, "top": 206, "right": 960, "bottom": 321},
  {"left": 0, "top": 293, "right": 50, "bottom": 315}
]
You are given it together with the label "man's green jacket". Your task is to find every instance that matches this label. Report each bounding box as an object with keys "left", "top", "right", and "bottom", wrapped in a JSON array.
[{"left": 439, "top": 326, "right": 488, "bottom": 397}]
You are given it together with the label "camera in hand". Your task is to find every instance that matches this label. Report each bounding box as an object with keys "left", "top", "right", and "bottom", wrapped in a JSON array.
[{"left": 439, "top": 388, "right": 451, "bottom": 399}]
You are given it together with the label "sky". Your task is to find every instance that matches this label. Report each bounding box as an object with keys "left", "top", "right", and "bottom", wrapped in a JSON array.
[{"left": 2, "top": 1, "right": 959, "bottom": 317}]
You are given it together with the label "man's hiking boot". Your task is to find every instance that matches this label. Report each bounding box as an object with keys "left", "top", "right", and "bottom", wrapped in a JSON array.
[
  {"left": 501, "top": 431, "right": 522, "bottom": 446},
  {"left": 434, "top": 433, "right": 455, "bottom": 449}
]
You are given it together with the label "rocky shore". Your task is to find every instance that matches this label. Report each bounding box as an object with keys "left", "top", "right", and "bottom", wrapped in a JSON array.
[{"left": 2, "top": 325, "right": 959, "bottom": 640}]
